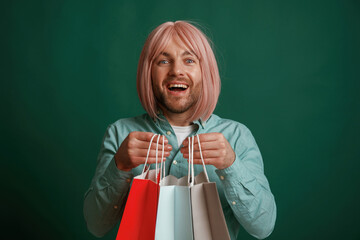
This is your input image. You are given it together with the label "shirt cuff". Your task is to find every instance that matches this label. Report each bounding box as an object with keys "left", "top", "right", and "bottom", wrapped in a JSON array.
[
  {"left": 215, "top": 154, "right": 259, "bottom": 195},
  {"left": 103, "top": 158, "right": 134, "bottom": 187}
]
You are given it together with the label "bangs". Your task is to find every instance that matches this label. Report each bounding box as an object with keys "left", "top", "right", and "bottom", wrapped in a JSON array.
[{"left": 149, "top": 27, "right": 201, "bottom": 64}]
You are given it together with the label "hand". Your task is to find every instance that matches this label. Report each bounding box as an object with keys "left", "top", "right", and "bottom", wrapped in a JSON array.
[
  {"left": 115, "top": 131, "right": 172, "bottom": 171},
  {"left": 180, "top": 133, "right": 235, "bottom": 170}
]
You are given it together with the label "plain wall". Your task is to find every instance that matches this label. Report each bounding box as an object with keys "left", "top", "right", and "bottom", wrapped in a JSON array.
[{"left": 2, "top": 0, "right": 360, "bottom": 239}]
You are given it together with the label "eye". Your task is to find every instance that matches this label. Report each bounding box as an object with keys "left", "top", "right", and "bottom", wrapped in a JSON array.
[
  {"left": 158, "top": 60, "right": 169, "bottom": 64},
  {"left": 186, "top": 59, "right": 195, "bottom": 63}
]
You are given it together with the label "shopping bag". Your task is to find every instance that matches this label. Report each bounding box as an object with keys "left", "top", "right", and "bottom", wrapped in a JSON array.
[
  {"left": 155, "top": 135, "right": 193, "bottom": 240},
  {"left": 189, "top": 135, "right": 231, "bottom": 240},
  {"left": 155, "top": 177, "right": 193, "bottom": 240},
  {"left": 116, "top": 134, "right": 162, "bottom": 240}
]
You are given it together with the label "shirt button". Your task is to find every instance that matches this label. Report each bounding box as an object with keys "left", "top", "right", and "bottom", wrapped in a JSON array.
[
  {"left": 126, "top": 178, "right": 131, "bottom": 183},
  {"left": 173, "top": 160, "right": 177, "bottom": 165},
  {"left": 232, "top": 201, "right": 236, "bottom": 205},
  {"left": 114, "top": 205, "right": 118, "bottom": 209},
  {"left": 166, "top": 131, "right": 172, "bottom": 135},
  {"left": 220, "top": 175, "right": 225, "bottom": 180}
]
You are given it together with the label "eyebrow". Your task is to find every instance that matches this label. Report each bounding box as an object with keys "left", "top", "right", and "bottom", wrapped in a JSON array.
[{"left": 159, "top": 50, "right": 198, "bottom": 58}]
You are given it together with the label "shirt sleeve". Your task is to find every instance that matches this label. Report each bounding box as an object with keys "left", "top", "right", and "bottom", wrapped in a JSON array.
[
  {"left": 83, "top": 124, "right": 134, "bottom": 237},
  {"left": 215, "top": 126, "right": 277, "bottom": 239}
]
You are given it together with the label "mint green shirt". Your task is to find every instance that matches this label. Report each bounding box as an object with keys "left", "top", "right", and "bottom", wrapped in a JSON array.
[{"left": 83, "top": 113, "right": 276, "bottom": 239}]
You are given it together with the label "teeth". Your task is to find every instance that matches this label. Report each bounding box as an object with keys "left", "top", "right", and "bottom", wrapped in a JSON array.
[{"left": 168, "top": 84, "right": 188, "bottom": 89}]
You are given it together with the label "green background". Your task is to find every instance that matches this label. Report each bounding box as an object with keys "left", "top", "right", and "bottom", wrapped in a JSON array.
[{"left": 2, "top": 0, "right": 359, "bottom": 239}]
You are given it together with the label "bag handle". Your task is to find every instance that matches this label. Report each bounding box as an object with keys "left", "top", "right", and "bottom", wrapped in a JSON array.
[
  {"left": 187, "top": 136, "right": 191, "bottom": 185},
  {"left": 188, "top": 136, "right": 195, "bottom": 186},
  {"left": 156, "top": 134, "right": 209, "bottom": 185},
  {"left": 141, "top": 133, "right": 158, "bottom": 175},
  {"left": 196, "top": 134, "right": 209, "bottom": 182},
  {"left": 155, "top": 134, "right": 162, "bottom": 184},
  {"left": 188, "top": 134, "right": 210, "bottom": 185},
  {"left": 159, "top": 135, "right": 166, "bottom": 184}
]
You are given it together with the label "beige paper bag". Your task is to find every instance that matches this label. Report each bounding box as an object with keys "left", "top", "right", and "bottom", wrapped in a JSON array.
[{"left": 189, "top": 135, "right": 231, "bottom": 240}]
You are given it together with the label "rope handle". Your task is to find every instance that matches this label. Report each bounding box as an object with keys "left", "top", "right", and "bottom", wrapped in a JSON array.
[
  {"left": 141, "top": 133, "right": 158, "bottom": 175},
  {"left": 159, "top": 135, "right": 166, "bottom": 184},
  {"left": 187, "top": 136, "right": 196, "bottom": 186},
  {"left": 196, "top": 134, "right": 209, "bottom": 182},
  {"left": 155, "top": 134, "right": 209, "bottom": 185},
  {"left": 155, "top": 134, "right": 161, "bottom": 184},
  {"left": 188, "top": 134, "right": 210, "bottom": 185}
]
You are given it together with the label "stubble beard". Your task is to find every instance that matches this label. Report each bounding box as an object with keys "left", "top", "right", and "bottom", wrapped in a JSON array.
[{"left": 154, "top": 88, "right": 200, "bottom": 114}]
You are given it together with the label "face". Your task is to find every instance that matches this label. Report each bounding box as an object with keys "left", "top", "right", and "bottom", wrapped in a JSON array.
[{"left": 151, "top": 38, "right": 202, "bottom": 116}]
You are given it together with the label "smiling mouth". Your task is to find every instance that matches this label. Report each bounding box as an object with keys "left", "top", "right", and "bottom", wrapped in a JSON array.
[{"left": 167, "top": 83, "right": 189, "bottom": 92}]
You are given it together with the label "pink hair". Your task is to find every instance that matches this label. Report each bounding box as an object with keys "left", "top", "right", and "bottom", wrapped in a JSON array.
[{"left": 136, "top": 21, "right": 221, "bottom": 122}]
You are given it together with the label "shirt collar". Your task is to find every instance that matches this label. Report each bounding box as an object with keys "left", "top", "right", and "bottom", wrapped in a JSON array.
[{"left": 153, "top": 109, "right": 207, "bottom": 130}]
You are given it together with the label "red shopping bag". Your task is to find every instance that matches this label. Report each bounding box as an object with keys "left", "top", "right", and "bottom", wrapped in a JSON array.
[
  {"left": 116, "top": 171, "right": 159, "bottom": 240},
  {"left": 116, "top": 134, "right": 162, "bottom": 240}
]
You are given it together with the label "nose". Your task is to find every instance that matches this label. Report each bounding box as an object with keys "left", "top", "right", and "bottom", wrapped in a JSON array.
[{"left": 169, "top": 60, "right": 185, "bottom": 77}]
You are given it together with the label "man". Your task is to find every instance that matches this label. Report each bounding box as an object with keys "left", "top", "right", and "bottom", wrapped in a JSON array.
[{"left": 84, "top": 21, "right": 276, "bottom": 239}]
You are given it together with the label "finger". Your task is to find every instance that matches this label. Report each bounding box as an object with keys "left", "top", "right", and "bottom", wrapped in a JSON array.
[
  {"left": 130, "top": 148, "right": 171, "bottom": 158},
  {"left": 132, "top": 156, "right": 167, "bottom": 165},
  {"left": 135, "top": 140, "right": 172, "bottom": 151},
  {"left": 182, "top": 150, "right": 223, "bottom": 159},
  {"left": 182, "top": 133, "right": 222, "bottom": 146},
  {"left": 180, "top": 141, "right": 223, "bottom": 152},
  {"left": 130, "top": 131, "right": 169, "bottom": 144}
]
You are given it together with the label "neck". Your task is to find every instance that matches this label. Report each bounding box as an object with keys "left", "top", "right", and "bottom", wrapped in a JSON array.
[{"left": 160, "top": 107, "right": 193, "bottom": 126}]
